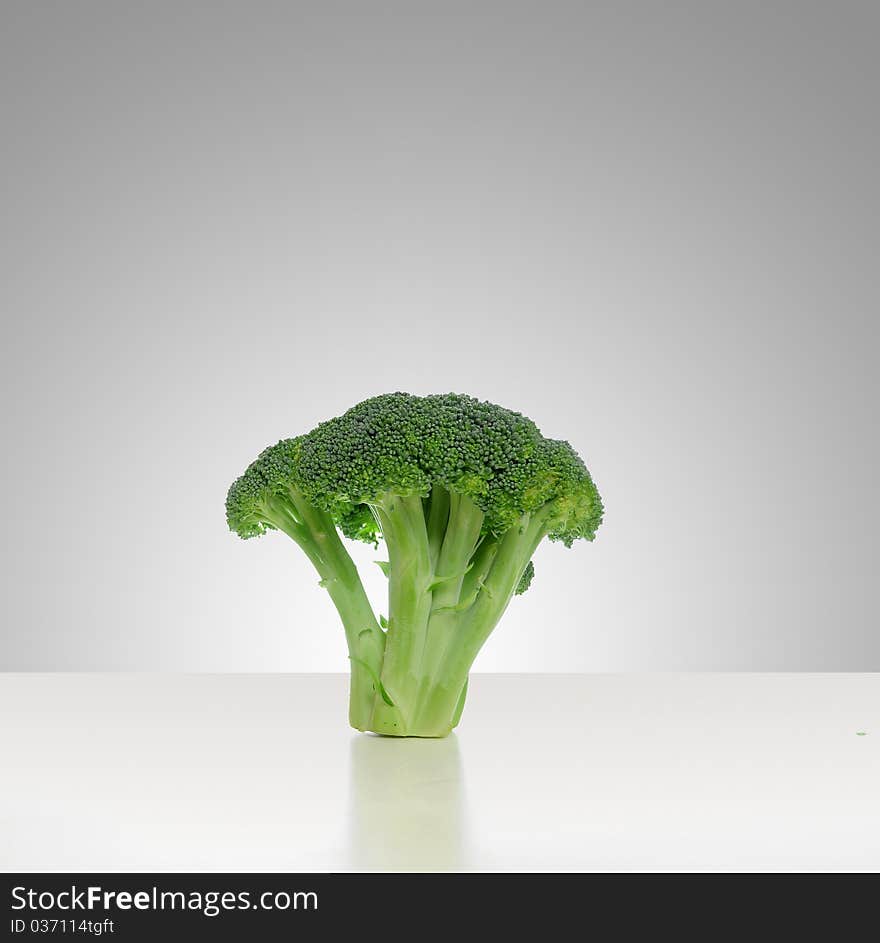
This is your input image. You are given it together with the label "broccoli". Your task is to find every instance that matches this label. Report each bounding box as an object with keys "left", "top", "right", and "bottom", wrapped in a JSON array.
[{"left": 226, "top": 393, "right": 603, "bottom": 737}]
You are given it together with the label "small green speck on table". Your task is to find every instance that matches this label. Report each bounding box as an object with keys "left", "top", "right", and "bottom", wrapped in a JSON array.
[{"left": 856, "top": 731, "right": 867, "bottom": 736}]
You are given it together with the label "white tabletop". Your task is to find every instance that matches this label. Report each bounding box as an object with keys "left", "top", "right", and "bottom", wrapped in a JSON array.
[{"left": 1, "top": 673, "right": 877, "bottom": 872}]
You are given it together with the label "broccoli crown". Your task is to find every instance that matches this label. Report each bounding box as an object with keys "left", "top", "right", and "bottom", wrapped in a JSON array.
[
  {"left": 225, "top": 438, "right": 303, "bottom": 539},
  {"left": 227, "top": 393, "right": 602, "bottom": 545}
]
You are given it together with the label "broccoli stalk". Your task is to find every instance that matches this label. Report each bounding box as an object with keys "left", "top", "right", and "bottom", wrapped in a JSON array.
[
  {"left": 226, "top": 393, "right": 602, "bottom": 737},
  {"left": 253, "top": 486, "right": 387, "bottom": 730},
  {"left": 363, "top": 490, "right": 545, "bottom": 735}
]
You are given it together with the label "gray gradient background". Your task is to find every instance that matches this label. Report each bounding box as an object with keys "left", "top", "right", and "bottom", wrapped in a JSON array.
[{"left": 1, "top": 1, "right": 877, "bottom": 672}]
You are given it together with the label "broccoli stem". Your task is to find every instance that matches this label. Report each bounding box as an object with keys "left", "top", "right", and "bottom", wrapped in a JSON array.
[
  {"left": 436, "top": 510, "right": 550, "bottom": 698},
  {"left": 358, "top": 491, "right": 545, "bottom": 736},
  {"left": 409, "top": 492, "right": 484, "bottom": 727},
  {"left": 451, "top": 677, "right": 469, "bottom": 728},
  {"left": 424, "top": 486, "right": 451, "bottom": 565},
  {"left": 264, "top": 489, "right": 386, "bottom": 731},
  {"left": 267, "top": 486, "right": 547, "bottom": 736},
  {"left": 369, "top": 494, "right": 434, "bottom": 717}
]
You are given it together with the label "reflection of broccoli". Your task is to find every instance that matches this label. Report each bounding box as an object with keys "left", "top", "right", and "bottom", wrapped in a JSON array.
[{"left": 226, "top": 393, "right": 603, "bottom": 737}]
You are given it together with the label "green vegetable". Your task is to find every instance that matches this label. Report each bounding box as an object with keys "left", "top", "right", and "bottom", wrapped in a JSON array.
[{"left": 226, "top": 393, "right": 603, "bottom": 737}]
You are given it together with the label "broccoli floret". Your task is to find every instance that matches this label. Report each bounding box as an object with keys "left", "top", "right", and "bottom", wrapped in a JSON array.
[
  {"left": 226, "top": 392, "right": 603, "bottom": 737},
  {"left": 515, "top": 560, "right": 535, "bottom": 595}
]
